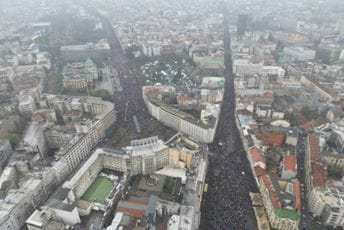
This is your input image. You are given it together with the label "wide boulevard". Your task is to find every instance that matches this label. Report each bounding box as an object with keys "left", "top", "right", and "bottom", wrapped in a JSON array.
[{"left": 200, "top": 5, "right": 259, "bottom": 230}]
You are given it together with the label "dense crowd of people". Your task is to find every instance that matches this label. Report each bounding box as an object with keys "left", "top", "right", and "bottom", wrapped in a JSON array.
[
  {"left": 200, "top": 71, "right": 258, "bottom": 229},
  {"left": 100, "top": 13, "right": 168, "bottom": 140},
  {"left": 102, "top": 8, "right": 259, "bottom": 229},
  {"left": 200, "top": 9, "right": 258, "bottom": 228}
]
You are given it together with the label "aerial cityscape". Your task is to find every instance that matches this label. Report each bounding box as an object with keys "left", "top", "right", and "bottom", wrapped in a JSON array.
[{"left": 0, "top": 0, "right": 343, "bottom": 229}]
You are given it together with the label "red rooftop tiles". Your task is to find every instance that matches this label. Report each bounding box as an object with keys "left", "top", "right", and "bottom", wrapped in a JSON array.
[
  {"left": 311, "top": 162, "right": 326, "bottom": 188},
  {"left": 293, "top": 180, "right": 301, "bottom": 211},
  {"left": 300, "top": 120, "right": 317, "bottom": 130},
  {"left": 261, "top": 174, "right": 281, "bottom": 209},
  {"left": 250, "top": 146, "right": 265, "bottom": 163},
  {"left": 254, "top": 166, "right": 268, "bottom": 177},
  {"left": 283, "top": 154, "right": 296, "bottom": 173},
  {"left": 256, "top": 133, "right": 285, "bottom": 146},
  {"left": 308, "top": 134, "right": 320, "bottom": 161}
]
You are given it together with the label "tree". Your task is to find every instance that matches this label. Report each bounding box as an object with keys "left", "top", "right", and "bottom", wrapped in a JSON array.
[{"left": 6, "top": 133, "right": 22, "bottom": 147}]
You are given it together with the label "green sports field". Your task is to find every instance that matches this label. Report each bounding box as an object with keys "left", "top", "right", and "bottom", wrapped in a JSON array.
[{"left": 81, "top": 176, "right": 114, "bottom": 204}]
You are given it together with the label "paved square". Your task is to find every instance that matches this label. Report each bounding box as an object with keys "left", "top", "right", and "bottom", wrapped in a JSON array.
[{"left": 138, "top": 174, "right": 166, "bottom": 193}]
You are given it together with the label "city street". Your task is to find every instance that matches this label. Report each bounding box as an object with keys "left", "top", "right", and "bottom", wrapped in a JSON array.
[
  {"left": 87, "top": 8, "right": 175, "bottom": 143},
  {"left": 200, "top": 6, "right": 258, "bottom": 230},
  {"left": 296, "top": 132, "right": 329, "bottom": 230},
  {"left": 297, "top": 131, "right": 310, "bottom": 229},
  {"left": 91, "top": 5, "right": 260, "bottom": 228},
  {"left": 1, "top": 1, "right": 343, "bottom": 230}
]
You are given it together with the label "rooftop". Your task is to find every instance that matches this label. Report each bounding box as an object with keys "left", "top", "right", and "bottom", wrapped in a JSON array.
[
  {"left": 293, "top": 180, "right": 301, "bottom": 211},
  {"left": 254, "top": 166, "right": 267, "bottom": 177},
  {"left": 311, "top": 162, "right": 326, "bottom": 188},
  {"left": 261, "top": 174, "right": 300, "bottom": 214},
  {"left": 60, "top": 40, "right": 110, "bottom": 51},
  {"left": 301, "top": 120, "right": 317, "bottom": 130},
  {"left": 249, "top": 146, "right": 265, "bottom": 163},
  {"left": 308, "top": 134, "right": 320, "bottom": 161},
  {"left": 127, "top": 136, "right": 168, "bottom": 157},
  {"left": 250, "top": 192, "right": 264, "bottom": 207},
  {"left": 26, "top": 209, "right": 52, "bottom": 227},
  {"left": 256, "top": 133, "right": 285, "bottom": 146},
  {"left": 261, "top": 174, "right": 281, "bottom": 209},
  {"left": 116, "top": 200, "right": 147, "bottom": 218},
  {"left": 283, "top": 154, "right": 296, "bottom": 173},
  {"left": 149, "top": 97, "right": 217, "bottom": 129},
  {"left": 62, "top": 58, "right": 96, "bottom": 81},
  {"left": 46, "top": 199, "right": 75, "bottom": 212}
]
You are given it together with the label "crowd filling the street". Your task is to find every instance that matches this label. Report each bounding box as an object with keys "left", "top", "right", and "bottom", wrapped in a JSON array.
[
  {"left": 200, "top": 9, "right": 258, "bottom": 229},
  {"left": 1, "top": 1, "right": 344, "bottom": 229}
]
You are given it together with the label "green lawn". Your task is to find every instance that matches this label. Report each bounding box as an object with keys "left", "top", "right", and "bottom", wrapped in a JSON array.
[
  {"left": 275, "top": 208, "right": 300, "bottom": 221},
  {"left": 81, "top": 176, "right": 114, "bottom": 204}
]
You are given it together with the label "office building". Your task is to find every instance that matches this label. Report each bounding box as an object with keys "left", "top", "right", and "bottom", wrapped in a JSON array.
[{"left": 283, "top": 47, "right": 316, "bottom": 62}]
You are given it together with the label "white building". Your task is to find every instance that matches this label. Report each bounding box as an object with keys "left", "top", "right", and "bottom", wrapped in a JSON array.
[
  {"left": 62, "top": 148, "right": 129, "bottom": 199},
  {"left": 21, "top": 121, "right": 48, "bottom": 158},
  {"left": 283, "top": 47, "right": 316, "bottom": 62},
  {"left": 261, "top": 66, "right": 285, "bottom": 78},
  {"left": 308, "top": 188, "right": 344, "bottom": 228},
  {"left": 233, "top": 59, "right": 263, "bottom": 75},
  {"left": 45, "top": 95, "right": 116, "bottom": 173},
  {"left": 301, "top": 76, "right": 339, "bottom": 102},
  {"left": 0, "top": 178, "right": 48, "bottom": 230},
  {"left": 60, "top": 40, "right": 111, "bottom": 62},
  {"left": 26, "top": 208, "right": 65, "bottom": 230},
  {"left": 18, "top": 95, "right": 37, "bottom": 118},
  {"left": 259, "top": 175, "right": 300, "bottom": 230},
  {"left": 144, "top": 99, "right": 218, "bottom": 143},
  {"left": 125, "top": 136, "right": 169, "bottom": 175},
  {"left": 0, "top": 95, "right": 116, "bottom": 230},
  {"left": 143, "top": 87, "right": 220, "bottom": 143},
  {"left": 0, "top": 139, "right": 13, "bottom": 168},
  {"left": 233, "top": 59, "right": 285, "bottom": 78}
]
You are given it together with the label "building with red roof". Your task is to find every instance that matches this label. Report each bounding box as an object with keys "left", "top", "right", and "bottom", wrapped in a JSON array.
[
  {"left": 254, "top": 166, "right": 268, "bottom": 177},
  {"left": 300, "top": 120, "right": 317, "bottom": 130},
  {"left": 303, "top": 133, "right": 331, "bottom": 226},
  {"left": 260, "top": 174, "right": 281, "bottom": 209},
  {"left": 281, "top": 154, "right": 297, "bottom": 180},
  {"left": 310, "top": 162, "right": 326, "bottom": 188},
  {"left": 304, "top": 134, "right": 326, "bottom": 192},
  {"left": 249, "top": 146, "right": 266, "bottom": 168},
  {"left": 259, "top": 174, "right": 300, "bottom": 230},
  {"left": 256, "top": 133, "right": 285, "bottom": 146},
  {"left": 116, "top": 199, "right": 147, "bottom": 219},
  {"left": 247, "top": 146, "right": 267, "bottom": 186},
  {"left": 308, "top": 134, "right": 320, "bottom": 161},
  {"left": 292, "top": 180, "right": 301, "bottom": 211}
]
